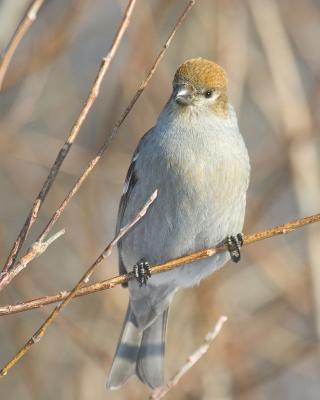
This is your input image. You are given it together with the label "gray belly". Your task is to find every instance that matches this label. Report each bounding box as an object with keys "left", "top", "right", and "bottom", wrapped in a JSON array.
[{"left": 119, "top": 160, "right": 247, "bottom": 288}]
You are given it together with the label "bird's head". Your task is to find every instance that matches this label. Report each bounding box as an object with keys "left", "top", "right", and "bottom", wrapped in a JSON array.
[{"left": 171, "top": 58, "right": 228, "bottom": 117}]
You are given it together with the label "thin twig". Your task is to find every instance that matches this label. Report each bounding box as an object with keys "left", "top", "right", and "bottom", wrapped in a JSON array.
[
  {"left": 0, "top": 190, "right": 157, "bottom": 378},
  {"left": 14, "top": 274, "right": 108, "bottom": 367},
  {"left": 0, "top": 0, "right": 195, "bottom": 292},
  {"left": 0, "top": 0, "right": 45, "bottom": 90},
  {"left": 0, "top": 229, "right": 65, "bottom": 290},
  {"left": 151, "top": 316, "right": 228, "bottom": 400},
  {"left": 2, "top": 0, "right": 87, "bottom": 91},
  {"left": 0, "top": 0, "right": 137, "bottom": 281},
  {"left": 1, "top": 211, "right": 319, "bottom": 317},
  {"left": 38, "top": 0, "right": 195, "bottom": 244}
]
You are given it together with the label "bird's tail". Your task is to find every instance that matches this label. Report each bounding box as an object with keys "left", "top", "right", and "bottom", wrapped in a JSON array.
[{"left": 107, "top": 304, "right": 168, "bottom": 390}]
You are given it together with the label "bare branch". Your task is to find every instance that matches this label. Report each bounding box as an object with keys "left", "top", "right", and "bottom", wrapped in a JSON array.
[
  {"left": 0, "top": 229, "right": 65, "bottom": 291},
  {"left": 0, "top": 0, "right": 45, "bottom": 90},
  {"left": 1, "top": 0, "right": 138, "bottom": 280},
  {"left": 0, "top": 190, "right": 157, "bottom": 378},
  {"left": 1, "top": 211, "right": 319, "bottom": 317},
  {"left": 0, "top": 0, "right": 195, "bottom": 292},
  {"left": 38, "top": 0, "right": 196, "bottom": 244},
  {"left": 151, "top": 316, "right": 228, "bottom": 400}
]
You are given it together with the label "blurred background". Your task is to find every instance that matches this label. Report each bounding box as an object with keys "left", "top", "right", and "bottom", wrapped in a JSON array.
[{"left": 0, "top": 0, "right": 320, "bottom": 399}]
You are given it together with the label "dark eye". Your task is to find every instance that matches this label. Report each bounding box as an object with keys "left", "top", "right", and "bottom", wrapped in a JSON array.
[{"left": 204, "top": 90, "right": 214, "bottom": 98}]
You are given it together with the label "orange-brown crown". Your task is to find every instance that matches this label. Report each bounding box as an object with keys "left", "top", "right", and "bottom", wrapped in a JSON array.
[{"left": 173, "top": 58, "right": 227, "bottom": 91}]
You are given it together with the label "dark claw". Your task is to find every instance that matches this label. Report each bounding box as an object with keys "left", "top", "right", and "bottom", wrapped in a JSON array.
[
  {"left": 133, "top": 258, "right": 151, "bottom": 287},
  {"left": 236, "top": 233, "right": 244, "bottom": 247},
  {"left": 226, "top": 233, "right": 244, "bottom": 263}
]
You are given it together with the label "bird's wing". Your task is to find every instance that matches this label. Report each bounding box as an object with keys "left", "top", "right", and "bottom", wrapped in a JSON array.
[{"left": 116, "top": 129, "right": 153, "bottom": 278}]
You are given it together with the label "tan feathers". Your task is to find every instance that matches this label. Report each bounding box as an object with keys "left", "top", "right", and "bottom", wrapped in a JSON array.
[{"left": 174, "top": 58, "right": 227, "bottom": 91}]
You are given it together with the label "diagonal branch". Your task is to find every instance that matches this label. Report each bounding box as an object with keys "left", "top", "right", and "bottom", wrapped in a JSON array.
[
  {"left": 1, "top": 0, "right": 137, "bottom": 279},
  {"left": 0, "top": 0, "right": 196, "bottom": 292},
  {"left": 0, "top": 230, "right": 65, "bottom": 291},
  {"left": 0, "top": 190, "right": 157, "bottom": 378},
  {"left": 151, "top": 316, "right": 228, "bottom": 400},
  {"left": 1, "top": 211, "right": 319, "bottom": 317},
  {"left": 0, "top": 0, "right": 45, "bottom": 90}
]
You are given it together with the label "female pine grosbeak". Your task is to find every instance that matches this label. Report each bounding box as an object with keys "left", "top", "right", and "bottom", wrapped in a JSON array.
[{"left": 108, "top": 58, "right": 250, "bottom": 390}]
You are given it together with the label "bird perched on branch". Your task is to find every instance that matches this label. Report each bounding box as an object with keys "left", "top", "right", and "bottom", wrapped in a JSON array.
[{"left": 107, "top": 58, "right": 250, "bottom": 390}]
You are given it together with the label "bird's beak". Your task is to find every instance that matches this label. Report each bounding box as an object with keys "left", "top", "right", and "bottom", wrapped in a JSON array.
[{"left": 175, "top": 85, "right": 194, "bottom": 106}]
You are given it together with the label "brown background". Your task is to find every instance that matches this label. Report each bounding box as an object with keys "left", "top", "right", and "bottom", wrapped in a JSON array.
[{"left": 0, "top": 0, "right": 320, "bottom": 399}]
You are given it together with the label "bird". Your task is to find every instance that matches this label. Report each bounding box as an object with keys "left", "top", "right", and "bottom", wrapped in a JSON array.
[{"left": 107, "top": 57, "right": 250, "bottom": 390}]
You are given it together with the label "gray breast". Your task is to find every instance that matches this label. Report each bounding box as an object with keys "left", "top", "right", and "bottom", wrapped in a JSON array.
[{"left": 119, "top": 122, "right": 249, "bottom": 288}]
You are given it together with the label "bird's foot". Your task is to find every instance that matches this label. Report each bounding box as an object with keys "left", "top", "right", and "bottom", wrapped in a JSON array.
[
  {"left": 133, "top": 258, "right": 151, "bottom": 287},
  {"left": 225, "top": 233, "right": 244, "bottom": 263}
]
